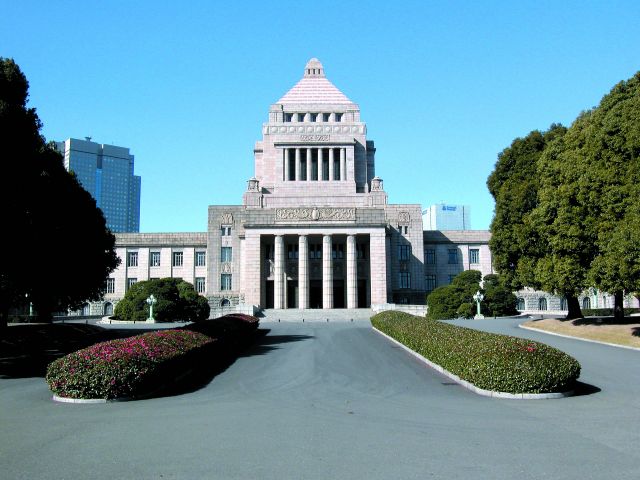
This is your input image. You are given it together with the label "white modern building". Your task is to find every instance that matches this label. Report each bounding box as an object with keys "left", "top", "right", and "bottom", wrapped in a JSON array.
[
  {"left": 422, "top": 203, "right": 471, "bottom": 230},
  {"left": 57, "top": 138, "right": 141, "bottom": 232}
]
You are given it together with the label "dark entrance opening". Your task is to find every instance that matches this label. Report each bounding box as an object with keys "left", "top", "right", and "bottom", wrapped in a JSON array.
[
  {"left": 310, "top": 280, "right": 322, "bottom": 308},
  {"left": 358, "top": 279, "right": 368, "bottom": 308},
  {"left": 265, "top": 280, "right": 274, "bottom": 309},
  {"left": 287, "top": 280, "right": 298, "bottom": 309},
  {"left": 333, "top": 280, "right": 345, "bottom": 308}
]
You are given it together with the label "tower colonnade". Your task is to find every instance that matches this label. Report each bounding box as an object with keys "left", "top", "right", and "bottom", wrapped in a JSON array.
[{"left": 283, "top": 147, "right": 348, "bottom": 181}]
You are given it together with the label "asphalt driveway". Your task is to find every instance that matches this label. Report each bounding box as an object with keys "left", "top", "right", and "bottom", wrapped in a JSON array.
[{"left": 1, "top": 318, "right": 638, "bottom": 479}]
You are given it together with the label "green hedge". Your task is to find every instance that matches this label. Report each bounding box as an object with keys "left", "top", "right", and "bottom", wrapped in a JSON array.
[
  {"left": 46, "top": 330, "right": 214, "bottom": 399},
  {"left": 371, "top": 311, "right": 581, "bottom": 394},
  {"left": 581, "top": 308, "right": 640, "bottom": 317}
]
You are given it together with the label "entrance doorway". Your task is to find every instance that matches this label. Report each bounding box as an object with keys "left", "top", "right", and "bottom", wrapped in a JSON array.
[
  {"left": 358, "top": 279, "right": 368, "bottom": 308},
  {"left": 310, "top": 280, "right": 322, "bottom": 308},
  {"left": 265, "top": 280, "right": 274, "bottom": 309},
  {"left": 287, "top": 280, "right": 298, "bottom": 309},
  {"left": 333, "top": 280, "right": 345, "bottom": 308}
]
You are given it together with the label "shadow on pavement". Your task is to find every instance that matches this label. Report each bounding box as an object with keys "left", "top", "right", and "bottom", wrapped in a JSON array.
[{"left": 572, "top": 381, "right": 601, "bottom": 396}]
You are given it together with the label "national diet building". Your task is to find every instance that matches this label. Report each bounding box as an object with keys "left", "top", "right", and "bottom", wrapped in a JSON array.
[{"left": 100, "top": 59, "right": 496, "bottom": 316}]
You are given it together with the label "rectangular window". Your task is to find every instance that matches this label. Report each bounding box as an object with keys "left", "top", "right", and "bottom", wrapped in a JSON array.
[
  {"left": 332, "top": 243, "right": 344, "bottom": 259},
  {"left": 297, "top": 113, "right": 304, "bottom": 122},
  {"left": 127, "top": 278, "right": 137, "bottom": 290},
  {"left": 425, "top": 275, "right": 436, "bottom": 293},
  {"left": 284, "top": 113, "right": 293, "bottom": 122},
  {"left": 105, "top": 278, "right": 115, "bottom": 294},
  {"left": 335, "top": 113, "right": 343, "bottom": 122},
  {"left": 309, "top": 244, "right": 322, "bottom": 259},
  {"left": 195, "top": 251, "right": 206, "bottom": 266},
  {"left": 448, "top": 249, "right": 458, "bottom": 264},
  {"left": 173, "top": 251, "right": 183, "bottom": 267},
  {"left": 195, "top": 277, "right": 206, "bottom": 293},
  {"left": 150, "top": 251, "right": 161, "bottom": 267},
  {"left": 425, "top": 249, "right": 435, "bottom": 264},
  {"left": 310, "top": 113, "right": 318, "bottom": 122},
  {"left": 398, "top": 245, "right": 411, "bottom": 260},
  {"left": 127, "top": 251, "right": 138, "bottom": 267},
  {"left": 322, "top": 113, "right": 330, "bottom": 122},
  {"left": 220, "top": 226, "right": 232, "bottom": 236},
  {"left": 221, "top": 274, "right": 232, "bottom": 291},
  {"left": 399, "top": 272, "right": 411, "bottom": 289},
  {"left": 220, "top": 247, "right": 232, "bottom": 263},
  {"left": 287, "top": 244, "right": 298, "bottom": 260},
  {"left": 470, "top": 248, "right": 480, "bottom": 264}
]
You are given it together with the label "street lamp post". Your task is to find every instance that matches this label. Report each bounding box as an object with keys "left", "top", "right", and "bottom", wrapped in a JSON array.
[
  {"left": 472, "top": 290, "right": 485, "bottom": 319},
  {"left": 146, "top": 294, "right": 157, "bottom": 323}
]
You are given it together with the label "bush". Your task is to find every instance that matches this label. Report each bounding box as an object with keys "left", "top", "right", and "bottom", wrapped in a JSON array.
[
  {"left": 371, "top": 311, "right": 581, "bottom": 394},
  {"left": 581, "top": 308, "right": 640, "bottom": 317},
  {"left": 427, "top": 270, "right": 481, "bottom": 320},
  {"left": 113, "top": 278, "right": 210, "bottom": 322},
  {"left": 482, "top": 274, "right": 518, "bottom": 317},
  {"left": 46, "top": 330, "right": 214, "bottom": 399}
]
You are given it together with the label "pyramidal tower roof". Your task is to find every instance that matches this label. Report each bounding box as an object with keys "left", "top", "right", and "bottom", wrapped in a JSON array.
[{"left": 276, "top": 58, "right": 355, "bottom": 105}]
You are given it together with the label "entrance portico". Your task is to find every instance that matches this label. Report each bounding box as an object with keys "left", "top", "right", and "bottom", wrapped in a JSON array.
[{"left": 244, "top": 227, "right": 387, "bottom": 310}]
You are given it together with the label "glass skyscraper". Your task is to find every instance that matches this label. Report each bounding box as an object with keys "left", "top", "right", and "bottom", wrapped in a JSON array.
[{"left": 56, "top": 138, "right": 141, "bottom": 232}]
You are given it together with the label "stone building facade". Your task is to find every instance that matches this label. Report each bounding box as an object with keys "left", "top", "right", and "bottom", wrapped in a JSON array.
[{"left": 80, "top": 58, "right": 637, "bottom": 318}]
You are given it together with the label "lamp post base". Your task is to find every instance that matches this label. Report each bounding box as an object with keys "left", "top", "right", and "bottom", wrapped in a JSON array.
[{"left": 474, "top": 314, "right": 485, "bottom": 320}]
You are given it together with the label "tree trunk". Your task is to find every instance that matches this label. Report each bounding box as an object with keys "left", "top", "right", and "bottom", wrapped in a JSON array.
[
  {"left": 565, "top": 294, "right": 583, "bottom": 320},
  {"left": 613, "top": 291, "right": 625, "bottom": 321}
]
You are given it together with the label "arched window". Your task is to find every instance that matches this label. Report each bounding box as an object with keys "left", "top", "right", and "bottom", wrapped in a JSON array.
[
  {"left": 104, "top": 302, "right": 113, "bottom": 316},
  {"left": 220, "top": 298, "right": 230, "bottom": 307},
  {"left": 538, "top": 298, "right": 547, "bottom": 311},
  {"left": 582, "top": 297, "right": 591, "bottom": 309},
  {"left": 560, "top": 297, "right": 568, "bottom": 311},
  {"left": 516, "top": 297, "right": 525, "bottom": 310}
]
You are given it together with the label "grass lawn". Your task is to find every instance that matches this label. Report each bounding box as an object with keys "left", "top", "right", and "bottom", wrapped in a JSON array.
[{"left": 523, "top": 317, "right": 640, "bottom": 348}]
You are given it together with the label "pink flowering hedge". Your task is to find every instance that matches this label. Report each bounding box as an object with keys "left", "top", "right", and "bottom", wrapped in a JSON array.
[
  {"left": 46, "top": 330, "right": 214, "bottom": 399},
  {"left": 371, "top": 311, "right": 581, "bottom": 394}
]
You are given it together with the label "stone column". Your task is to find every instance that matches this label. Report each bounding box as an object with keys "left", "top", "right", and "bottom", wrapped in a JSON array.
[
  {"left": 306, "top": 148, "right": 312, "bottom": 181},
  {"left": 317, "top": 148, "right": 323, "bottom": 181},
  {"left": 274, "top": 235, "right": 284, "bottom": 309},
  {"left": 295, "top": 148, "right": 301, "bottom": 181},
  {"left": 329, "top": 148, "right": 335, "bottom": 181},
  {"left": 340, "top": 148, "right": 346, "bottom": 181},
  {"left": 369, "top": 231, "right": 388, "bottom": 305},
  {"left": 322, "top": 235, "right": 333, "bottom": 309},
  {"left": 284, "top": 148, "right": 290, "bottom": 181},
  {"left": 298, "top": 235, "right": 309, "bottom": 309},
  {"left": 346, "top": 235, "right": 357, "bottom": 308}
]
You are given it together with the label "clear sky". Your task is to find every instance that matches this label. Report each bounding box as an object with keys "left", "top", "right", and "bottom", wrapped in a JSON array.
[{"left": 3, "top": 1, "right": 639, "bottom": 232}]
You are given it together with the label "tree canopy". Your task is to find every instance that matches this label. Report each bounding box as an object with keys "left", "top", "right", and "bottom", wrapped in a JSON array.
[
  {"left": 0, "top": 58, "right": 119, "bottom": 325},
  {"left": 488, "top": 70, "right": 640, "bottom": 320}
]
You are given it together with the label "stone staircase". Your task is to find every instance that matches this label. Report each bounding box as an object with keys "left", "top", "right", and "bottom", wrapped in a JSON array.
[{"left": 257, "top": 308, "right": 373, "bottom": 323}]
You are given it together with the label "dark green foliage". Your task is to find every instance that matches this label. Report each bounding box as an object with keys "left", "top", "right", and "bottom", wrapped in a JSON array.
[
  {"left": 113, "top": 278, "right": 210, "bottom": 322},
  {"left": 0, "top": 58, "right": 118, "bottom": 324},
  {"left": 580, "top": 308, "right": 640, "bottom": 318},
  {"left": 45, "top": 330, "right": 214, "bottom": 399},
  {"left": 427, "top": 270, "right": 482, "bottom": 320},
  {"left": 372, "top": 311, "right": 581, "bottom": 394},
  {"left": 482, "top": 274, "right": 518, "bottom": 317}
]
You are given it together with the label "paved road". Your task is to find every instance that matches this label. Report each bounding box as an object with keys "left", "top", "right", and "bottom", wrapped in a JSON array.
[{"left": 1, "top": 318, "right": 639, "bottom": 479}]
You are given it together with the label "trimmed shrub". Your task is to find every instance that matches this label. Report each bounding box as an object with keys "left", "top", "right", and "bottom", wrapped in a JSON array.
[
  {"left": 371, "top": 311, "right": 581, "bottom": 394},
  {"left": 113, "top": 278, "right": 210, "bottom": 322},
  {"left": 427, "top": 270, "right": 481, "bottom": 320},
  {"left": 581, "top": 308, "right": 640, "bottom": 318},
  {"left": 46, "top": 330, "right": 214, "bottom": 399}
]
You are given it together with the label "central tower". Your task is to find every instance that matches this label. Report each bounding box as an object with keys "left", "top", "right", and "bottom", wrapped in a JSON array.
[{"left": 244, "top": 58, "right": 386, "bottom": 208}]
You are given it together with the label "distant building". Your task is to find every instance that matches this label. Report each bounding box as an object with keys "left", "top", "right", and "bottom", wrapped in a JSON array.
[
  {"left": 422, "top": 203, "right": 471, "bottom": 230},
  {"left": 56, "top": 138, "right": 141, "bottom": 232}
]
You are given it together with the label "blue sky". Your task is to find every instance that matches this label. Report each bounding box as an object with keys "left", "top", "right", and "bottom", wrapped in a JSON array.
[{"left": 3, "top": 1, "right": 639, "bottom": 232}]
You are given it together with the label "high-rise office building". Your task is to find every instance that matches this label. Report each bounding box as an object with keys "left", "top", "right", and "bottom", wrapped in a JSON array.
[
  {"left": 422, "top": 203, "right": 471, "bottom": 230},
  {"left": 56, "top": 138, "right": 141, "bottom": 232}
]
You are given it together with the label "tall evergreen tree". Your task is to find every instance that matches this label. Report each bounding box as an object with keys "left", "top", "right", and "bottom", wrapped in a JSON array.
[{"left": 0, "top": 58, "right": 119, "bottom": 326}]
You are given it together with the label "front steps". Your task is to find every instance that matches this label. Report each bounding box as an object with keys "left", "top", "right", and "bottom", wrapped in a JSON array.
[{"left": 257, "top": 308, "right": 373, "bottom": 323}]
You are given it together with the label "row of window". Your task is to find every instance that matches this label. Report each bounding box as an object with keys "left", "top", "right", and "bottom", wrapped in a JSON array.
[
  {"left": 424, "top": 248, "right": 480, "bottom": 265},
  {"left": 127, "top": 251, "right": 207, "bottom": 268},
  {"left": 267, "top": 244, "right": 368, "bottom": 260},
  {"left": 284, "top": 112, "right": 343, "bottom": 123},
  {"left": 109, "top": 277, "right": 207, "bottom": 294}
]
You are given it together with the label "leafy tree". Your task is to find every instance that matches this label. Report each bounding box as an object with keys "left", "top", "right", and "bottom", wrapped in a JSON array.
[
  {"left": 481, "top": 274, "right": 518, "bottom": 317},
  {"left": 114, "top": 278, "right": 210, "bottom": 322},
  {"left": 0, "top": 58, "right": 119, "bottom": 326},
  {"left": 427, "top": 270, "right": 481, "bottom": 320}
]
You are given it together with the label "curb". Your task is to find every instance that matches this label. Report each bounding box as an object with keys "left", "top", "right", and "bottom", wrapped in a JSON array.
[
  {"left": 53, "top": 395, "right": 108, "bottom": 404},
  {"left": 519, "top": 324, "right": 640, "bottom": 352},
  {"left": 371, "top": 327, "right": 573, "bottom": 400}
]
